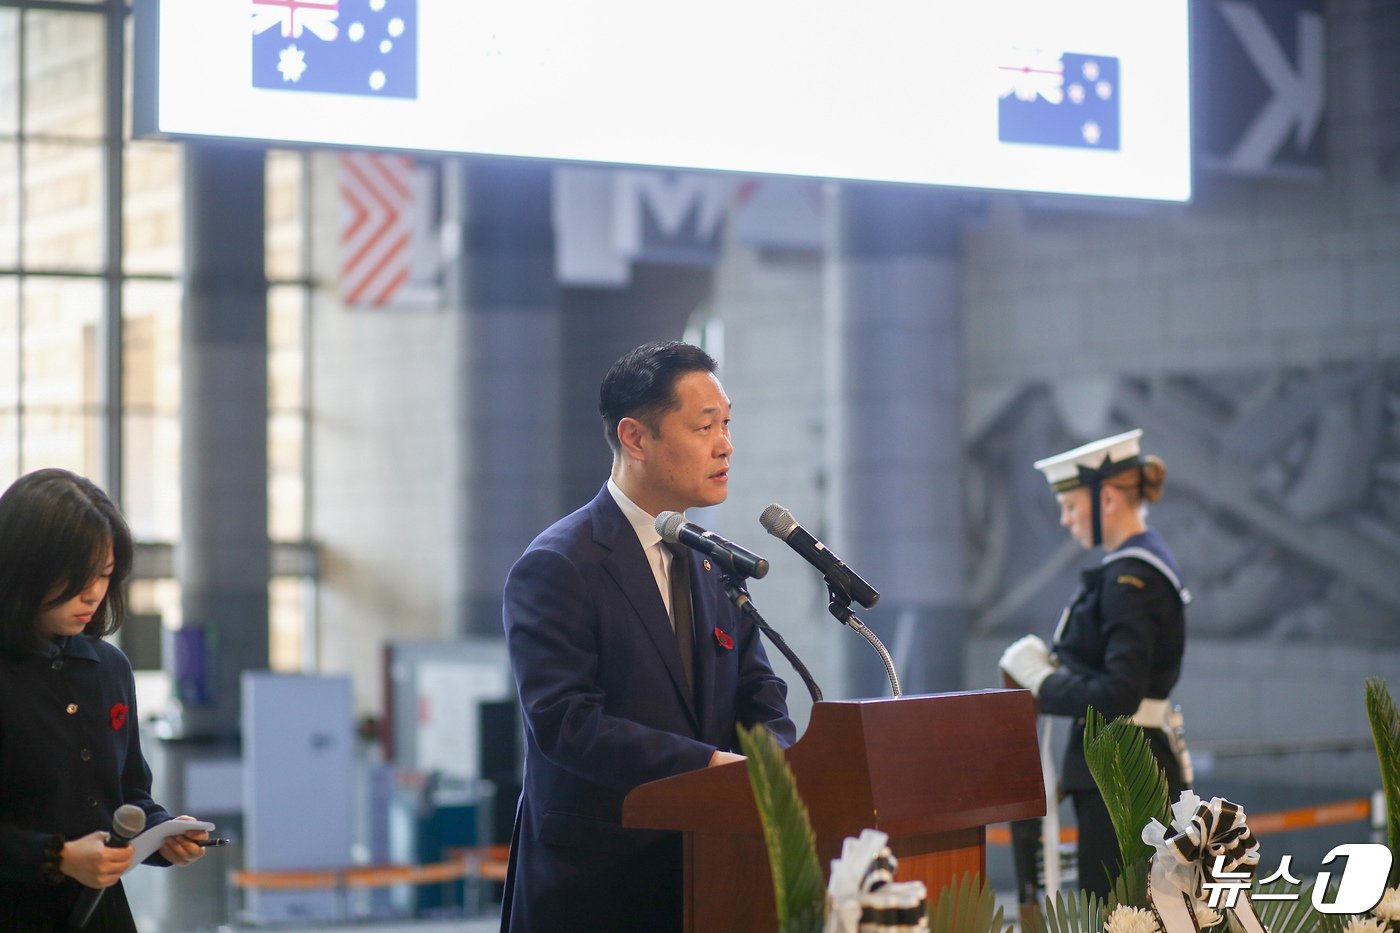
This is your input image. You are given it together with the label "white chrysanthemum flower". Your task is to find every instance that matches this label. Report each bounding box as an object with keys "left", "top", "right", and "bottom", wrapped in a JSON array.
[
  {"left": 1105, "top": 904, "right": 1160, "bottom": 933},
  {"left": 1372, "top": 887, "right": 1400, "bottom": 922},
  {"left": 1192, "top": 900, "right": 1224, "bottom": 928},
  {"left": 1343, "top": 916, "right": 1389, "bottom": 933}
]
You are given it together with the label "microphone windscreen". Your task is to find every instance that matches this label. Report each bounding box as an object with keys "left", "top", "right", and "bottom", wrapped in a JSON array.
[
  {"left": 759, "top": 504, "right": 797, "bottom": 539},
  {"left": 113, "top": 804, "right": 147, "bottom": 840},
  {"left": 655, "top": 511, "right": 685, "bottom": 543}
]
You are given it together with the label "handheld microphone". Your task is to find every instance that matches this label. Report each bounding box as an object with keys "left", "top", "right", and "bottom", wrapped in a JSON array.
[
  {"left": 759, "top": 504, "right": 880, "bottom": 609},
  {"left": 655, "top": 512, "right": 769, "bottom": 580},
  {"left": 69, "top": 804, "right": 146, "bottom": 929}
]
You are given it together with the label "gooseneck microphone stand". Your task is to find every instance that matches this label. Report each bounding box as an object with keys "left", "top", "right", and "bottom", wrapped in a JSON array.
[
  {"left": 827, "top": 582, "right": 902, "bottom": 698},
  {"left": 718, "top": 571, "right": 823, "bottom": 704}
]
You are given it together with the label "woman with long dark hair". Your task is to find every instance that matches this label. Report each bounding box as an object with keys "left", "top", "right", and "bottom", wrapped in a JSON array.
[{"left": 0, "top": 468, "right": 208, "bottom": 930}]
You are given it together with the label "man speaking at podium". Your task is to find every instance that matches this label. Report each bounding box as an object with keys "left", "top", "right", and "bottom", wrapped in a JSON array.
[{"left": 499, "top": 341, "right": 795, "bottom": 933}]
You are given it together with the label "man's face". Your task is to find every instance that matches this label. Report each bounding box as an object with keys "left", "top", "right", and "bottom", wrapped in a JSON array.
[{"left": 637, "top": 370, "right": 733, "bottom": 513}]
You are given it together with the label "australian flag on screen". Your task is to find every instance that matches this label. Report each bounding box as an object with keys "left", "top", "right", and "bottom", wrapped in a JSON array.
[
  {"left": 998, "top": 49, "right": 1119, "bottom": 150},
  {"left": 252, "top": 0, "right": 418, "bottom": 99}
]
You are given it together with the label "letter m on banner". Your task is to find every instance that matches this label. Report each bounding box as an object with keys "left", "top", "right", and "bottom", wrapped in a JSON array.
[{"left": 338, "top": 152, "right": 441, "bottom": 309}]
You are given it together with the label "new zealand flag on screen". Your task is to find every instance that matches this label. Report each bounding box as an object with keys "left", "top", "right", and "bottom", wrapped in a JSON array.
[
  {"left": 252, "top": 0, "right": 418, "bottom": 99},
  {"left": 997, "top": 49, "right": 1119, "bottom": 150}
]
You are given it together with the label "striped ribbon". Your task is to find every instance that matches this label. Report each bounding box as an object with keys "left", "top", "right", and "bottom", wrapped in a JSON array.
[
  {"left": 1144, "top": 791, "right": 1261, "bottom": 900},
  {"left": 1164, "top": 796, "right": 1261, "bottom": 883}
]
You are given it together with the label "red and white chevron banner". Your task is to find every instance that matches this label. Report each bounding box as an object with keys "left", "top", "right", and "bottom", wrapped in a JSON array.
[{"left": 339, "top": 152, "right": 417, "bottom": 308}]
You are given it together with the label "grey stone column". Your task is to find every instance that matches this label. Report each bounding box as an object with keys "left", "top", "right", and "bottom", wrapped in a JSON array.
[
  {"left": 825, "top": 184, "right": 966, "bottom": 698},
  {"left": 175, "top": 143, "right": 270, "bottom": 738},
  {"left": 451, "top": 159, "right": 563, "bottom": 636}
]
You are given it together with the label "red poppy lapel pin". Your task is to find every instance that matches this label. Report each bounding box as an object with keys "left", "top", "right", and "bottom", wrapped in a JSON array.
[
  {"left": 109, "top": 703, "right": 129, "bottom": 731},
  {"left": 713, "top": 627, "right": 734, "bottom": 651}
]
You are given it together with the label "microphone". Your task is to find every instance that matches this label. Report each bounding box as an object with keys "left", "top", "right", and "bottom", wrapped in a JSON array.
[
  {"left": 655, "top": 512, "right": 769, "bottom": 580},
  {"left": 69, "top": 804, "right": 146, "bottom": 929},
  {"left": 759, "top": 504, "right": 880, "bottom": 609}
]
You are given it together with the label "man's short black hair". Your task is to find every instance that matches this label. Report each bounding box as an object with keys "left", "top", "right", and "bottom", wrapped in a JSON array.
[{"left": 599, "top": 341, "right": 718, "bottom": 454}]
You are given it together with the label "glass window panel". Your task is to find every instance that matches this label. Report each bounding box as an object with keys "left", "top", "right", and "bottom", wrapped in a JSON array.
[
  {"left": 23, "top": 141, "right": 104, "bottom": 271},
  {"left": 123, "top": 141, "right": 182, "bottom": 276},
  {"left": 269, "top": 287, "right": 304, "bottom": 541},
  {"left": 0, "top": 275, "right": 15, "bottom": 408},
  {"left": 0, "top": 277, "right": 14, "bottom": 484},
  {"left": 270, "top": 576, "right": 308, "bottom": 673},
  {"left": 129, "top": 577, "right": 181, "bottom": 629},
  {"left": 0, "top": 10, "right": 17, "bottom": 135},
  {"left": 126, "top": 578, "right": 178, "bottom": 718},
  {"left": 0, "top": 142, "right": 17, "bottom": 269},
  {"left": 123, "top": 280, "right": 180, "bottom": 541},
  {"left": 24, "top": 10, "right": 104, "bottom": 140},
  {"left": 19, "top": 407, "right": 99, "bottom": 480},
  {"left": 269, "top": 411, "right": 303, "bottom": 541},
  {"left": 266, "top": 150, "right": 305, "bottom": 282},
  {"left": 0, "top": 410, "right": 15, "bottom": 489},
  {"left": 122, "top": 12, "right": 133, "bottom": 142},
  {"left": 268, "top": 285, "right": 303, "bottom": 410},
  {"left": 19, "top": 276, "right": 103, "bottom": 480}
]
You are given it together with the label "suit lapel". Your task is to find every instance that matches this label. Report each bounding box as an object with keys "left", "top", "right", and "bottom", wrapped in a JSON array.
[
  {"left": 589, "top": 487, "right": 700, "bottom": 730},
  {"left": 688, "top": 552, "right": 725, "bottom": 737}
]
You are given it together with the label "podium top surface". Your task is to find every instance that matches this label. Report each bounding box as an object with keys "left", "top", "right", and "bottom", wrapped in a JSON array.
[{"left": 624, "top": 689, "right": 1045, "bottom": 838}]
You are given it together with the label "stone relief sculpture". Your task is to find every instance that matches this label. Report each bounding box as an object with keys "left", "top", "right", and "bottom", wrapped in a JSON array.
[{"left": 965, "top": 362, "right": 1400, "bottom": 648}]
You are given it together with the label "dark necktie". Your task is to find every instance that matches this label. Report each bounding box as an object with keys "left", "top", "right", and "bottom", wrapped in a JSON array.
[{"left": 664, "top": 542, "right": 696, "bottom": 696}]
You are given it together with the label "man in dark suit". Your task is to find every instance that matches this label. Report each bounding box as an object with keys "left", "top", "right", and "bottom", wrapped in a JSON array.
[{"left": 499, "top": 341, "right": 796, "bottom": 933}]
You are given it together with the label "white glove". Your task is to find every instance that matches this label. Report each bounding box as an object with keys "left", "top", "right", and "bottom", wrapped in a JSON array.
[{"left": 998, "top": 634, "right": 1055, "bottom": 697}]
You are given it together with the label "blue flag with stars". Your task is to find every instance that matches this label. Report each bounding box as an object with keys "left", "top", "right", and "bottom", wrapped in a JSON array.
[
  {"left": 252, "top": 0, "right": 418, "bottom": 99},
  {"left": 998, "top": 50, "right": 1119, "bottom": 150}
]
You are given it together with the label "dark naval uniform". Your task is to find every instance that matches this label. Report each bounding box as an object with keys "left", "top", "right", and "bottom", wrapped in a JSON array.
[
  {"left": 0, "top": 635, "right": 173, "bottom": 931},
  {"left": 1037, "top": 526, "right": 1189, "bottom": 897}
]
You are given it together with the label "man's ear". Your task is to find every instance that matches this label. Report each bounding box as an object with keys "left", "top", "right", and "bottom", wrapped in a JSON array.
[{"left": 616, "top": 417, "right": 647, "bottom": 461}]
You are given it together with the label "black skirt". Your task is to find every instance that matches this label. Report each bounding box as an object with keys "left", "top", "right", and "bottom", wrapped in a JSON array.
[{"left": 0, "top": 878, "right": 138, "bottom": 932}]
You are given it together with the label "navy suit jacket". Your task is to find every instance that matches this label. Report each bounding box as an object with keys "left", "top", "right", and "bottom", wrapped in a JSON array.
[{"left": 500, "top": 485, "right": 795, "bottom": 933}]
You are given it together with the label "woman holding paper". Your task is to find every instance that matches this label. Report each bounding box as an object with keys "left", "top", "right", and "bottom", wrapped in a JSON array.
[{"left": 0, "top": 469, "right": 209, "bottom": 930}]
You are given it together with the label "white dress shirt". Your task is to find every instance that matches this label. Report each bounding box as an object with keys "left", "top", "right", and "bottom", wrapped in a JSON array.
[{"left": 607, "top": 477, "right": 678, "bottom": 622}]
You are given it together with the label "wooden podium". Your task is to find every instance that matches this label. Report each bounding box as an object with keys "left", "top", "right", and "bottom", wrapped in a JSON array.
[{"left": 623, "top": 689, "right": 1044, "bottom": 932}]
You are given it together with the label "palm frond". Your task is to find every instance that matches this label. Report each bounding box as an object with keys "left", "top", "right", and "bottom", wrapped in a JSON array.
[
  {"left": 1252, "top": 876, "right": 1345, "bottom": 933},
  {"left": 927, "top": 872, "right": 1009, "bottom": 933},
  {"left": 737, "top": 723, "right": 825, "bottom": 933},
  {"left": 1364, "top": 676, "right": 1400, "bottom": 888},
  {"left": 1082, "top": 707, "right": 1172, "bottom": 869},
  {"left": 1104, "top": 857, "right": 1150, "bottom": 912},
  {"left": 1038, "top": 885, "right": 1104, "bottom": 933}
]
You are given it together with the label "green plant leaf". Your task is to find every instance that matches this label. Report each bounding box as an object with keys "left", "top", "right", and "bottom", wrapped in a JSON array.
[
  {"left": 1252, "top": 876, "right": 1346, "bottom": 933},
  {"left": 1037, "top": 885, "right": 1103, "bottom": 933},
  {"left": 1082, "top": 707, "right": 1172, "bottom": 872},
  {"left": 1365, "top": 676, "right": 1400, "bottom": 888},
  {"left": 927, "top": 872, "right": 1008, "bottom": 933},
  {"left": 737, "top": 723, "right": 825, "bottom": 933},
  {"left": 1104, "top": 857, "right": 1150, "bottom": 912}
]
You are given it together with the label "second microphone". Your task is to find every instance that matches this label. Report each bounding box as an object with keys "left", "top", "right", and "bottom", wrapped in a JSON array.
[{"left": 655, "top": 512, "right": 769, "bottom": 580}]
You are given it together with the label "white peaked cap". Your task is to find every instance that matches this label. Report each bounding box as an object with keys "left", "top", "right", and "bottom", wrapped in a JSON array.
[{"left": 1033, "top": 428, "right": 1143, "bottom": 492}]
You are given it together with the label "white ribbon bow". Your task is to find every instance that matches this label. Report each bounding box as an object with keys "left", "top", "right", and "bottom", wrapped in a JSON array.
[
  {"left": 823, "top": 829, "right": 890, "bottom": 933},
  {"left": 1143, "top": 790, "right": 1260, "bottom": 900}
]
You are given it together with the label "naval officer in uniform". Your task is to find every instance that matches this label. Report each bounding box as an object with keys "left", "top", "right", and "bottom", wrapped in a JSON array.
[{"left": 999, "top": 429, "right": 1192, "bottom": 901}]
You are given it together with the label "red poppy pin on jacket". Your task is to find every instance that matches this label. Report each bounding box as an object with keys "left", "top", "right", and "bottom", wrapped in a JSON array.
[
  {"left": 713, "top": 627, "right": 734, "bottom": 651},
  {"left": 109, "top": 703, "right": 128, "bottom": 730}
]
